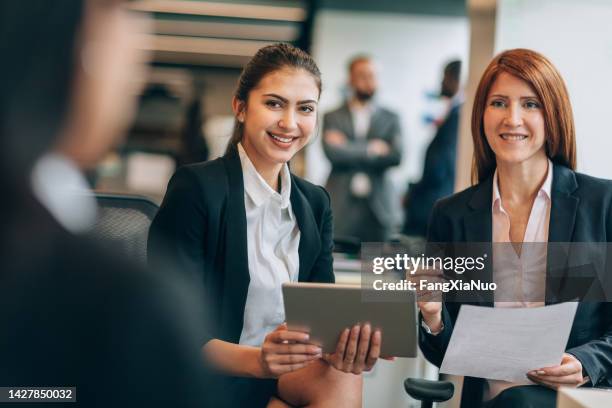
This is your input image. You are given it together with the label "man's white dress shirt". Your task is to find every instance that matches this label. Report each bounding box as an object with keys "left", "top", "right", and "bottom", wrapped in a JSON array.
[{"left": 348, "top": 101, "right": 375, "bottom": 197}]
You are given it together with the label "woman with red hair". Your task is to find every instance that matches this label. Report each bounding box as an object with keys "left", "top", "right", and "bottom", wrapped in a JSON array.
[{"left": 418, "top": 49, "right": 612, "bottom": 407}]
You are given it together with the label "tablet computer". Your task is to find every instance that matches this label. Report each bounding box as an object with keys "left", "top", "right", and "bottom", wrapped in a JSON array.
[{"left": 282, "top": 282, "right": 417, "bottom": 357}]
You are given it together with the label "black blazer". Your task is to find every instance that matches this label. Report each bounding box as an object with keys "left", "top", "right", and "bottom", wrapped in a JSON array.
[
  {"left": 148, "top": 147, "right": 335, "bottom": 407},
  {"left": 418, "top": 164, "right": 612, "bottom": 407},
  {"left": 1, "top": 189, "right": 209, "bottom": 407}
]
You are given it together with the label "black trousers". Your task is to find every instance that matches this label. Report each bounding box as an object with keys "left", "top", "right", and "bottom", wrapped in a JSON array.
[{"left": 482, "top": 385, "right": 556, "bottom": 408}]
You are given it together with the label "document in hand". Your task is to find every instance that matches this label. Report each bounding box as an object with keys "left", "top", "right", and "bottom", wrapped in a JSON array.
[{"left": 439, "top": 302, "right": 578, "bottom": 382}]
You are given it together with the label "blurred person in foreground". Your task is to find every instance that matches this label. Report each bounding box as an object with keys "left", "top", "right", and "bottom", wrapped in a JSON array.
[
  {"left": 0, "top": 1, "right": 208, "bottom": 406},
  {"left": 403, "top": 60, "right": 462, "bottom": 237},
  {"left": 322, "top": 55, "right": 402, "bottom": 243}
]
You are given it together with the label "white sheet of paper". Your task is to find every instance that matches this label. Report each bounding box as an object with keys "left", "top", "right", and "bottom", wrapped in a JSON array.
[{"left": 439, "top": 302, "right": 578, "bottom": 382}]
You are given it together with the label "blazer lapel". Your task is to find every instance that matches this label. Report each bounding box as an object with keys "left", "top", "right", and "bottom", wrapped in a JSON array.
[
  {"left": 464, "top": 175, "right": 493, "bottom": 243},
  {"left": 338, "top": 103, "right": 355, "bottom": 140},
  {"left": 220, "top": 147, "right": 250, "bottom": 341},
  {"left": 463, "top": 176, "right": 494, "bottom": 305},
  {"left": 548, "top": 164, "right": 579, "bottom": 243},
  {"left": 365, "top": 107, "right": 383, "bottom": 140},
  {"left": 546, "top": 164, "right": 579, "bottom": 303},
  {"left": 290, "top": 178, "right": 321, "bottom": 282}
]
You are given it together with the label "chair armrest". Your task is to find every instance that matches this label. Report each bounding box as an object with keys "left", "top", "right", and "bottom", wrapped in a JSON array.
[{"left": 403, "top": 378, "right": 454, "bottom": 402}]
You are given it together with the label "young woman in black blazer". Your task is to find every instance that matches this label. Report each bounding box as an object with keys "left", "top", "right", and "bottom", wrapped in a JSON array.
[
  {"left": 148, "top": 44, "right": 382, "bottom": 407},
  {"left": 417, "top": 49, "right": 612, "bottom": 408}
]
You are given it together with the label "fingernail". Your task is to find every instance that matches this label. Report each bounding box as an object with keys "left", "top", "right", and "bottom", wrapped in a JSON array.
[{"left": 537, "top": 370, "right": 545, "bottom": 375}]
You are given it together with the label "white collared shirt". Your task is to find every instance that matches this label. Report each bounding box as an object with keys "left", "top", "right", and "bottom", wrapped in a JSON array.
[
  {"left": 491, "top": 159, "right": 552, "bottom": 307},
  {"left": 30, "top": 153, "right": 97, "bottom": 234},
  {"left": 348, "top": 101, "right": 376, "bottom": 196},
  {"left": 237, "top": 143, "right": 300, "bottom": 346},
  {"left": 487, "top": 159, "right": 553, "bottom": 400},
  {"left": 349, "top": 100, "right": 375, "bottom": 140}
]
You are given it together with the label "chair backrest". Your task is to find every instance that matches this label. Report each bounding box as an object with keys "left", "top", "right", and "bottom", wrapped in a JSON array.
[{"left": 92, "top": 193, "right": 159, "bottom": 266}]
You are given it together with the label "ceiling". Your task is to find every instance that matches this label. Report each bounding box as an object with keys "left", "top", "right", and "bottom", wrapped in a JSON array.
[
  {"left": 129, "top": 0, "right": 310, "bottom": 68},
  {"left": 129, "top": 0, "right": 466, "bottom": 69}
]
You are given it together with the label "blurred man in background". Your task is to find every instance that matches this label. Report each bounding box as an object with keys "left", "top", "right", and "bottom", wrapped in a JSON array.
[
  {"left": 403, "top": 60, "right": 462, "bottom": 237},
  {"left": 323, "top": 55, "right": 402, "bottom": 243},
  {"left": 0, "top": 1, "right": 208, "bottom": 406}
]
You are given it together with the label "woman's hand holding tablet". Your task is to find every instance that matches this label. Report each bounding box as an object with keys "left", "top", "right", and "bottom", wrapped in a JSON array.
[
  {"left": 259, "top": 323, "right": 323, "bottom": 378},
  {"left": 322, "top": 323, "right": 382, "bottom": 374}
]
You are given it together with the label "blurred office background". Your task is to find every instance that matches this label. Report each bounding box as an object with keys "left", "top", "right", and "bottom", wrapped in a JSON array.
[
  {"left": 94, "top": 0, "right": 469, "bottom": 209},
  {"left": 99, "top": 0, "right": 612, "bottom": 201},
  {"left": 81, "top": 0, "right": 612, "bottom": 406}
]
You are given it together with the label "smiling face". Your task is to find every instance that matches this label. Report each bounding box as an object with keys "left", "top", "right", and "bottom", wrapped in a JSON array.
[
  {"left": 483, "top": 72, "right": 548, "bottom": 170},
  {"left": 234, "top": 67, "right": 319, "bottom": 174}
]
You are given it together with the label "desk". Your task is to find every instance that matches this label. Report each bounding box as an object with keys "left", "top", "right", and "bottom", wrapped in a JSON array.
[
  {"left": 557, "top": 387, "right": 612, "bottom": 408},
  {"left": 333, "top": 254, "right": 361, "bottom": 284}
]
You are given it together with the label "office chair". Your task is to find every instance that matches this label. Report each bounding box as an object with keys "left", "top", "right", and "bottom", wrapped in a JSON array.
[
  {"left": 404, "top": 377, "right": 454, "bottom": 408},
  {"left": 92, "top": 193, "right": 159, "bottom": 265}
]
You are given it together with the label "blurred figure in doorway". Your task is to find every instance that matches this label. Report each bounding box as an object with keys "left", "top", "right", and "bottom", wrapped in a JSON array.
[{"left": 403, "top": 60, "right": 462, "bottom": 237}]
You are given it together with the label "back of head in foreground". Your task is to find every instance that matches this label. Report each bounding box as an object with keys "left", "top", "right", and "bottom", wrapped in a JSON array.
[{"left": 0, "top": 1, "right": 209, "bottom": 406}]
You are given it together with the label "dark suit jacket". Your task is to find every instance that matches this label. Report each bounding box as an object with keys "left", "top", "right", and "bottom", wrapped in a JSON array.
[
  {"left": 0, "top": 189, "right": 208, "bottom": 407},
  {"left": 322, "top": 102, "right": 402, "bottom": 232},
  {"left": 148, "top": 146, "right": 335, "bottom": 407},
  {"left": 403, "top": 104, "right": 460, "bottom": 237},
  {"left": 418, "top": 164, "right": 612, "bottom": 407}
]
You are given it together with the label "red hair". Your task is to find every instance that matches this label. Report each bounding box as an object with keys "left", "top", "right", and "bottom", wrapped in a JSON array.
[{"left": 471, "top": 49, "right": 576, "bottom": 183}]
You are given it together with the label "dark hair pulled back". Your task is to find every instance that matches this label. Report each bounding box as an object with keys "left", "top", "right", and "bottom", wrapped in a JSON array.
[{"left": 225, "top": 43, "right": 322, "bottom": 154}]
